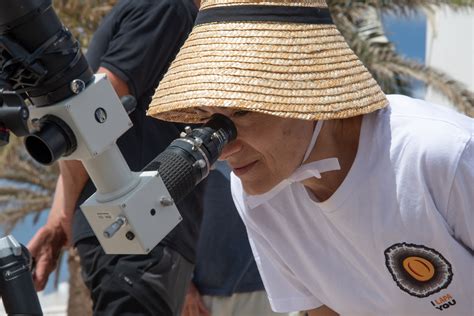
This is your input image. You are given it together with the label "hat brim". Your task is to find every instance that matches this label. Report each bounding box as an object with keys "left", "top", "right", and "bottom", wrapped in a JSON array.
[{"left": 149, "top": 21, "right": 387, "bottom": 123}]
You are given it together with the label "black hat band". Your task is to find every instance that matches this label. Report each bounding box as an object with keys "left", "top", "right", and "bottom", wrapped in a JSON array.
[{"left": 195, "top": 5, "right": 333, "bottom": 26}]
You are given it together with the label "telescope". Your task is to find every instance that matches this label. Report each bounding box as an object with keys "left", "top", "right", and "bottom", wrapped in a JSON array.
[{"left": 0, "top": 0, "right": 237, "bottom": 255}]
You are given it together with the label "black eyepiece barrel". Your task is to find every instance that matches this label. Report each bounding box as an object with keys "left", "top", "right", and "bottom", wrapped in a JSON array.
[
  {"left": 143, "top": 114, "right": 237, "bottom": 204},
  {"left": 24, "top": 115, "right": 77, "bottom": 165}
]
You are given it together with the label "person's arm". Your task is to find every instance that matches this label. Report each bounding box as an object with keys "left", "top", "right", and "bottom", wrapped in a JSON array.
[
  {"left": 28, "top": 68, "right": 130, "bottom": 290},
  {"left": 97, "top": 66, "right": 130, "bottom": 97},
  {"left": 307, "top": 306, "right": 338, "bottom": 316},
  {"left": 27, "top": 160, "right": 89, "bottom": 290},
  {"left": 181, "top": 282, "right": 210, "bottom": 316}
]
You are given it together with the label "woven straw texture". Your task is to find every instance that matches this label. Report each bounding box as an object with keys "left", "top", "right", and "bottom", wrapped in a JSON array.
[
  {"left": 148, "top": 0, "right": 388, "bottom": 123},
  {"left": 201, "top": 0, "right": 327, "bottom": 9}
]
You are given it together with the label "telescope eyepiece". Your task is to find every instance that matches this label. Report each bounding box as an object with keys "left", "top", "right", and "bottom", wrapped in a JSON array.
[
  {"left": 24, "top": 115, "right": 77, "bottom": 165},
  {"left": 143, "top": 114, "right": 237, "bottom": 204}
]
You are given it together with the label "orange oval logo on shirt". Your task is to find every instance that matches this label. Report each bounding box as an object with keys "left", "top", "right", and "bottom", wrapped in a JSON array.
[
  {"left": 402, "top": 256, "right": 435, "bottom": 282},
  {"left": 385, "top": 243, "right": 453, "bottom": 298}
]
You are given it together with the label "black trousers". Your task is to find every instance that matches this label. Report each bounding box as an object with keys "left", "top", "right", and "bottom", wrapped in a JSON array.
[{"left": 76, "top": 237, "right": 194, "bottom": 316}]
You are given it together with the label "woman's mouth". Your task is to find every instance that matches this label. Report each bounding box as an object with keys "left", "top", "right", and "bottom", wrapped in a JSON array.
[{"left": 232, "top": 161, "right": 258, "bottom": 176}]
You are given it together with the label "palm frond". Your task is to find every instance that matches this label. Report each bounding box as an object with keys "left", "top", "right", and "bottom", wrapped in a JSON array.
[
  {"left": 0, "top": 202, "right": 50, "bottom": 234},
  {"left": 329, "top": 1, "right": 474, "bottom": 115},
  {"left": 329, "top": 0, "right": 474, "bottom": 16},
  {"left": 383, "top": 56, "right": 474, "bottom": 114},
  {"left": 53, "top": 0, "right": 117, "bottom": 48},
  {"left": 0, "top": 137, "right": 57, "bottom": 232}
]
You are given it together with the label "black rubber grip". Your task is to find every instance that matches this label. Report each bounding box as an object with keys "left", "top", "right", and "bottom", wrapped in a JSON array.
[{"left": 144, "top": 150, "right": 197, "bottom": 204}]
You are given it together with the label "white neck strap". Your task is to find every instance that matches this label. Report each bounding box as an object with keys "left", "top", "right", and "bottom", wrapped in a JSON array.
[
  {"left": 294, "top": 120, "right": 341, "bottom": 183},
  {"left": 302, "top": 120, "right": 324, "bottom": 163}
]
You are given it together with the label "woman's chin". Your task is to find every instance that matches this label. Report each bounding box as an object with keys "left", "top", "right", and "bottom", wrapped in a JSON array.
[{"left": 242, "top": 180, "right": 278, "bottom": 196}]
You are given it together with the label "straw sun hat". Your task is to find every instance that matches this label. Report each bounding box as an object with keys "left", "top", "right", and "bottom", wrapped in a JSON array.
[{"left": 148, "top": 0, "right": 388, "bottom": 123}]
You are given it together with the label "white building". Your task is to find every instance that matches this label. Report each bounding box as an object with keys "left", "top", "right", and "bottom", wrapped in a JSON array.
[{"left": 425, "top": 6, "right": 474, "bottom": 106}]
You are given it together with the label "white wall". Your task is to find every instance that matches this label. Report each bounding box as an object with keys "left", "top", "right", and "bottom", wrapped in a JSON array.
[{"left": 425, "top": 7, "right": 474, "bottom": 107}]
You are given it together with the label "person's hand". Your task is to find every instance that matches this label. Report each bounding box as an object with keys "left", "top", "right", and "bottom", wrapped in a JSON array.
[
  {"left": 181, "top": 282, "right": 211, "bottom": 316},
  {"left": 27, "top": 223, "right": 68, "bottom": 291}
]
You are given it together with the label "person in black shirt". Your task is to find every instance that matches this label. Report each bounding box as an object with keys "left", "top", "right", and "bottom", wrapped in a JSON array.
[{"left": 28, "top": 0, "right": 202, "bottom": 315}]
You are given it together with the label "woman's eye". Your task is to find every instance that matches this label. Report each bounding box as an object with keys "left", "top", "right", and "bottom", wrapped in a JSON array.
[{"left": 232, "top": 110, "right": 250, "bottom": 117}]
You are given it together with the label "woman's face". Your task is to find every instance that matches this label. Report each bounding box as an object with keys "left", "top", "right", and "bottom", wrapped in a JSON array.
[{"left": 198, "top": 108, "right": 314, "bottom": 195}]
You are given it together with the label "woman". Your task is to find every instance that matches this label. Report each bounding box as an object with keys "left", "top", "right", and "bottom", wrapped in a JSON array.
[{"left": 148, "top": 1, "right": 473, "bottom": 315}]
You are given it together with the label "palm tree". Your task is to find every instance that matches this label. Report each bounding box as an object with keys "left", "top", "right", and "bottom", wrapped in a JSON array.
[
  {"left": 328, "top": 0, "right": 474, "bottom": 116},
  {"left": 0, "top": 137, "right": 57, "bottom": 231},
  {"left": 54, "top": 0, "right": 117, "bottom": 48}
]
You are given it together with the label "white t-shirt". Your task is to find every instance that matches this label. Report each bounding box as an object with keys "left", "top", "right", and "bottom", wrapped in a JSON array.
[{"left": 231, "top": 95, "right": 474, "bottom": 316}]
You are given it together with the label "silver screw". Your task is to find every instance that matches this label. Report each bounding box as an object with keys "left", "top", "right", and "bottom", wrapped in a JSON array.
[
  {"left": 31, "top": 119, "right": 41, "bottom": 130},
  {"left": 160, "top": 197, "right": 174, "bottom": 206},
  {"left": 193, "top": 159, "right": 206, "bottom": 169},
  {"left": 95, "top": 108, "right": 108, "bottom": 123},
  {"left": 103, "top": 216, "right": 127, "bottom": 239},
  {"left": 70, "top": 79, "right": 86, "bottom": 94},
  {"left": 211, "top": 132, "right": 219, "bottom": 140},
  {"left": 194, "top": 137, "right": 203, "bottom": 148}
]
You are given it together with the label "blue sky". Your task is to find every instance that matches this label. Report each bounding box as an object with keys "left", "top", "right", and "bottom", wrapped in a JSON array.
[
  {"left": 384, "top": 12, "right": 427, "bottom": 62},
  {"left": 1, "top": 13, "right": 428, "bottom": 294}
]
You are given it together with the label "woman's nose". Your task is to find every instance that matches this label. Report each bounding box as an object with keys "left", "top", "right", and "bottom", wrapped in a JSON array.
[{"left": 219, "top": 140, "right": 242, "bottom": 161}]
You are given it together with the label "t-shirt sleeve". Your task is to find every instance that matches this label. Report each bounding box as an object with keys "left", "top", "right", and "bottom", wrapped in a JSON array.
[
  {"left": 248, "top": 231, "right": 323, "bottom": 313},
  {"left": 99, "top": 1, "right": 192, "bottom": 99},
  {"left": 230, "top": 174, "right": 322, "bottom": 312},
  {"left": 446, "top": 132, "right": 474, "bottom": 253}
]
